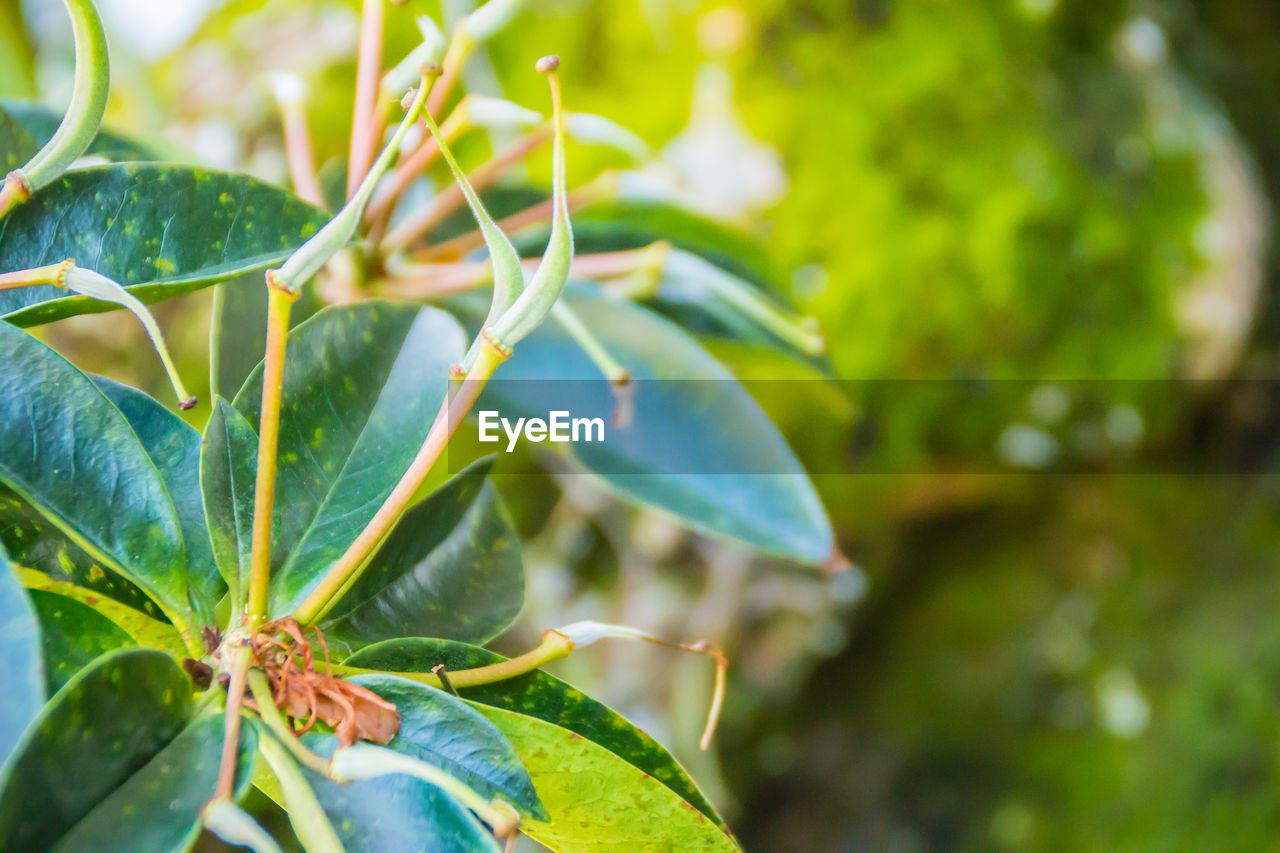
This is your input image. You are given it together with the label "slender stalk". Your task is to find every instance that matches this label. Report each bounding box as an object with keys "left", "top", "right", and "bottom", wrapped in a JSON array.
[
  {"left": 417, "top": 173, "right": 614, "bottom": 261},
  {"left": 363, "top": 108, "right": 461, "bottom": 229},
  {"left": 257, "top": 733, "right": 345, "bottom": 853},
  {"left": 209, "top": 284, "right": 225, "bottom": 400},
  {"left": 347, "top": 0, "right": 386, "bottom": 199},
  {"left": 551, "top": 300, "right": 630, "bottom": 384},
  {"left": 247, "top": 277, "right": 298, "bottom": 625},
  {"left": 382, "top": 123, "right": 552, "bottom": 250},
  {"left": 0, "top": 258, "right": 72, "bottom": 290},
  {"left": 291, "top": 338, "right": 509, "bottom": 625},
  {"left": 332, "top": 629, "right": 575, "bottom": 688},
  {"left": 426, "top": 32, "right": 473, "bottom": 117},
  {"left": 385, "top": 245, "right": 658, "bottom": 299},
  {"left": 213, "top": 645, "right": 252, "bottom": 801},
  {"left": 275, "top": 79, "right": 325, "bottom": 208},
  {"left": 0, "top": 173, "right": 30, "bottom": 220},
  {"left": 247, "top": 669, "right": 331, "bottom": 774}
]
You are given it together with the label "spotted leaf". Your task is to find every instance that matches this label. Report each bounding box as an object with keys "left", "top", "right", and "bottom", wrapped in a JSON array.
[
  {"left": 323, "top": 457, "right": 523, "bottom": 648},
  {"left": 343, "top": 637, "right": 724, "bottom": 827},
  {"left": 0, "top": 649, "right": 192, "bottom": 850},
  {"left": 0, "top": 163, "right": 329, "bottom": 326}
]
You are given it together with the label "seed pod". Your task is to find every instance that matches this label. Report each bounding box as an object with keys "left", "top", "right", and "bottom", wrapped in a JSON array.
[
  {"left": 488, "top": 55, "right": 574, "bottom": 348},
  {"left": 0, "top": 0, "right": 109, "bottom": 219},
  {"left": 62, "top": 266, "right": 196, "bottom": 410},
  {"left": 273, "top": 64, "right": 436, "bottom": 292}
]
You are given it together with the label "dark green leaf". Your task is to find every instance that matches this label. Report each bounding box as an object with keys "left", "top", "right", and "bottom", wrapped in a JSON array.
[
  {"left": 28, "top": 589, "right": 134, "bottom": 694},
  {"left": 0, "top": 649, "right": 192, "bottom": 851},
  {"left": 0, "top": 548, "right": 43, "bottom": 765},
  {"left": 51, "top": 715, "right": 256, "bottom": 853},
  {"left": 92, "top": 376, "right": 222, "bottom": 620},
  {"left": 0, "top": 322, "right": 206, "bottom": 635},
  {"left": 343, "top": 637, "right": 724, "bottom": 827},
  {"left": 1, "top": 100, "right": 157, "bottom": 162},
  {"left": 300, "top": 732, "right": 499, "bottom": 853},
  {"left": 474, "top": 704, "right": 739, "bottom": 852},
  {"left": 201, "top": 398, "right": 258, "bottom": 608},
  {"left": 0, "top": 105, "right": 37, "bottom": 172},
  {"left": 324, "top": 458, "right": 523, "bottom": 647},
  {"left": 348, "top": 673, "right": 544, "bottom": 819},
  {"left": 452, "top": 291, "right": 834, "bottom": 563},
  {"left": 0, "top": 489, "right": 170, "bottom": 623},
  {"left": 0, "top": 164, "right": 329, "bottom": 326},
  {"left": 233, "top": 302, "right": 465, "bottom": 615}
]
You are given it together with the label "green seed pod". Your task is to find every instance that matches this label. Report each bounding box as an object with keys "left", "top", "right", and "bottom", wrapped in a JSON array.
[
  {"left": 489, "top": 55, "right": 575, "bottom": 348},
  {"left": 62, "top": 266, "right": 196, "bottom": 409},
  {"left": 273, "top": 65, "right": 436, "bottom": 292},
  {"left": 203, "top": 801, "right": 285, "bottom": 853},
  {"left": 416, "top": 76, "right": 525, "bottom": 364},
  {"left": 0, "top": 0, "right": 109, "bottom": 219}
]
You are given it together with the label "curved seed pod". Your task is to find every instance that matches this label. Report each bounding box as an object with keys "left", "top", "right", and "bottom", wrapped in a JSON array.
[
  {"left": 417, "top": 78, "right": 524, "bottom": 356},
  {"left": 489, "top": 55, "right": 574, "bottom": 348},
  {"left": 273, "top": 67, "right": 436, "bottom": 292},
  {"left": 0, "top": 0, "right": 109, "bottom": 219},
  {"left": 61, "top": 266, "right": 196, "bottom": 409}
]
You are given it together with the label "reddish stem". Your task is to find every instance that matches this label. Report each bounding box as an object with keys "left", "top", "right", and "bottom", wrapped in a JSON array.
[{"left": 347, "top": 0, "right": 386, "bottom": 199}]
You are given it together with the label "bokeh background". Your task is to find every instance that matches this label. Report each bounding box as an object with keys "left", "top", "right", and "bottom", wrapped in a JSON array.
[{"left": 10, "top": 0, "right": 1280, "bottom": 849}]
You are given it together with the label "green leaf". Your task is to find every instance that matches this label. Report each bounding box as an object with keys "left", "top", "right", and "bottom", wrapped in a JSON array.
[
  {"left": 347, "top": 673, "right": 544, "bottom": 818},
  {"left": 453, "top": 291, "right": 834, "bottom": 563},
  {"left": 0, "top": 105, "right": 37, "bottom": 172},
  {"left": 233, "top": 302, "right": 465, "bottom": 615},
  {"left": 0, "top": 322, "right": 205, "bottom": 635},
  {"left": 473, "top": 704, "right": 739, "bottom": 852},
  {"left": 52, "top": 715, "right": 256, "bottom": 853},
  {"left": 324, "top": 457, "right": 523, "bottom": 647},
  {"left": 17, "top": 569, "right": 188, "bottom": 661},
  {"left": 0, "top": 550, "right": 43, "bottom": 765},
  {"left": 0, "top": 648, "right": 192, "bottom": 851},
  {"left": 92, "top": 376, "right": 223, "bottom": 621},
  {"left": 28, "top": 589, "right": 134, "bottom": 694},
  {"left": 201, "top": 398, "right": 258, "bottom": 609},
  {"left": 343, "top": 637, "right": 723, "bottom": 828},
  {"left": 1, "top": 99, "right": 156, "bottom": 162},
  {"left": 0, "top": 163, "right": 329, "bottom": 327},
  {"left": 0, "top": 485, "right": 167, "bottom": 621},
  {"left": 299, "top": 733, "right": 500, "bottom": 853}
]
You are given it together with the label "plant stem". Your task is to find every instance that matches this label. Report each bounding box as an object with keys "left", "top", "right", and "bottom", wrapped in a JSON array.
[
  {"left": 290, "top": 337, "right": 509, "bottom": 625},
  {"left": 209, "top": 283, "right": 225, "bottom": 400},
  {"left": 247, "top": 276, "right": 298, "bottom": 625},
  {"left": 382, "top": 123, "right": 552, "bottom": 251},
  {"left": 276, "top": 85, "right": 325, "bottom": 208},
  {"left": 257, "top": 732, "right": 345, "bottom": 853},
  {"left": 421, "top": 174, "right": 613, "bottom": 262},
  {"left": 0, "top": 258, "right": 71, "bottom": 290},
  {"left": 332, "top": 629, "right": 575, "bottom": 688},
  {"left": 347, "top": 0, "right": 385, "bottom": 200},
  {"left": 247, "top": 669, "right": 331, "bottom": 774},
  {"left": 213, "top": 645, "right": 252, "bottom": 801}
]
